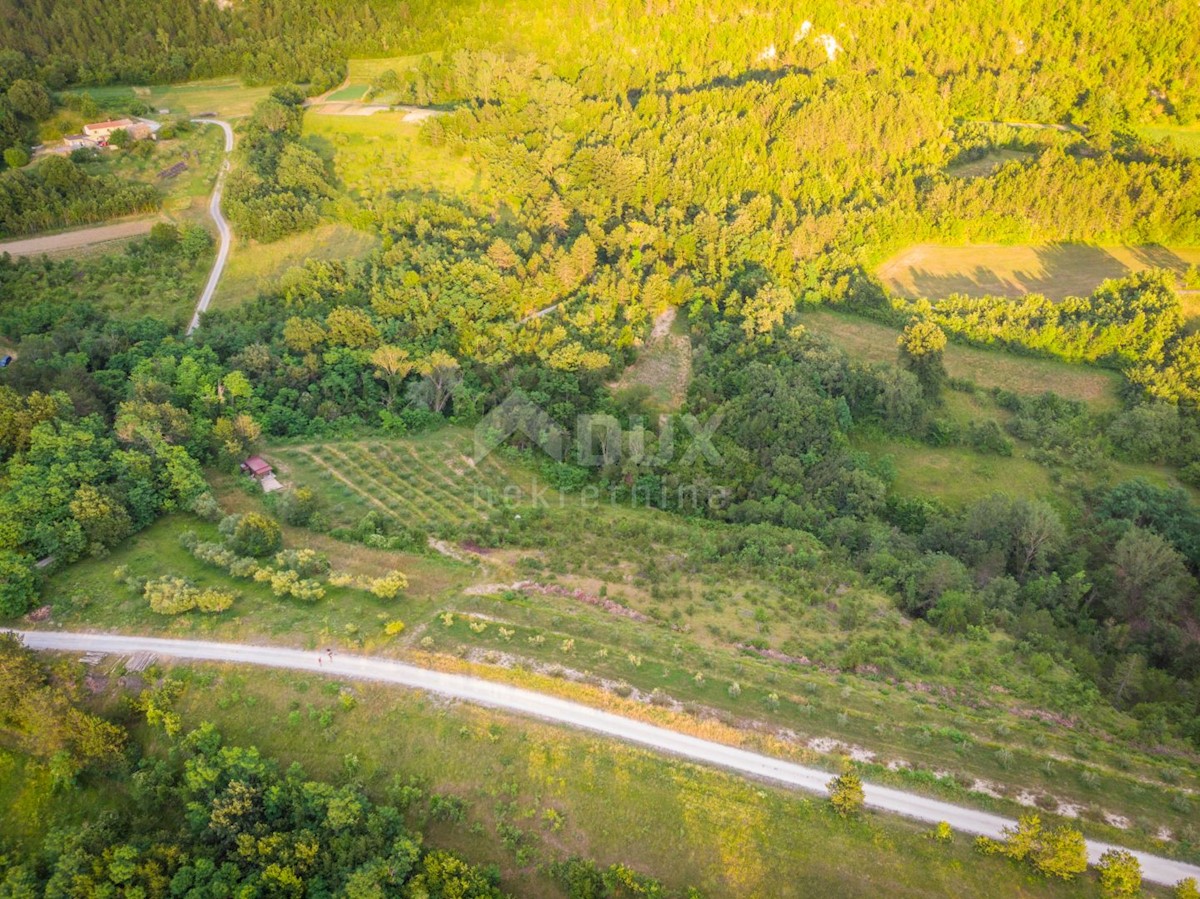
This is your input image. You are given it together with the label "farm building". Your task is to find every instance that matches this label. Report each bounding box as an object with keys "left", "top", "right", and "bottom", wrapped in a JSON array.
[
  {"left": 240, "top": 455, "right": 283, "bottom": 493},
  {"left": 241, "top": 455, "right": 273, "bottom": 478},
  {"left": 83, "top": 118, "right": 134, "bottom": 140},
  {"left": 82, "top": 119, "right": 154, "bottom": 144}
]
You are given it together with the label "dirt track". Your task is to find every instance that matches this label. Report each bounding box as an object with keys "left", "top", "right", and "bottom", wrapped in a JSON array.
[{"left": 0, "top": 218, "right": 157, "bottom": 257}]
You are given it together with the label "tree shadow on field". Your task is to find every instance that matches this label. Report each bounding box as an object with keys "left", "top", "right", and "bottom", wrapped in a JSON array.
[
  {"left": 1128, "top": 244, "right": 1191, "bottom": 275},
  {"left": 902, "top": 243, "right": 1131, "bottom": 301}
]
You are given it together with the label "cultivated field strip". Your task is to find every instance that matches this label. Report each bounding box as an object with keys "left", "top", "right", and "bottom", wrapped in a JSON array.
[{"left": 276, "top": 437, "right": 520, "bottom": 527}]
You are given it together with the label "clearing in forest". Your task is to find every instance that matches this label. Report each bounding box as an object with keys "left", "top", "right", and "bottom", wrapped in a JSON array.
[
  {"left": 212, "top": 223, "right": 379, "bottom": 310},
  {"left": 302, "top": 110, "right": 482, "bottom": 198},
  {"left": 877, "top": 243, "right": 1200, "bottom": 301},
  {"left": 610, "top": 308, "right": 692, "bottom": 413},
  {"left": 1138, "top": 122, "right": 1200, "bottom": 155},
  {"left": 796, "top": 307, "right": 1121, "bottom": 410},
  {"left": 62, "top": 78, "right": 274, "bottom": 119},
  {"left": 944, "top": 149, "right": 1034, "bottom": 178}
]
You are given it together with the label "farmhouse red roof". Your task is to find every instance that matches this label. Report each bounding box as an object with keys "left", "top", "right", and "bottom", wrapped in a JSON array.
[{"left": 241, "top": 455, "right": 272, "bottom": 476}]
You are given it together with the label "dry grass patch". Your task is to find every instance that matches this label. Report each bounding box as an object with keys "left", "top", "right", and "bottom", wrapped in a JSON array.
[
  {"left": 798, "top": 307, "right": 1120, "bottom": 410},
  {"left": 878, "top": 243, "right": 1200, "bottom": 301}
]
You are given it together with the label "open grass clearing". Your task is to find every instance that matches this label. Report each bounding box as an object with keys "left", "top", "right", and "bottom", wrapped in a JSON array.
[
  {"left": 877, "top": 243, "right": 1200, "bottom": 302},
  {"left": 302, "top": 109, "right": 483, "bottom": 198},
  {"left": 212, "top": 223, "right": 379, "bottom": 310},
  {"left": 610, "top": 308, "right": 692, "bottom": 413},
  {"left": 42, "top": 512, "right": 466, "bottom": 647},
  {"left": 63, "top": 78, "right": 275, "bottom": 119},
  {"left": 347, "top": 54, "right": 430, "bottom": 83},
  {"left": 945, "top": 149, "right": 1034, "bottom": 178},
  {"left": 1139, "top": 123, "right": 1200, "bottom": 155},
  {"left": 797, "top": 307, "right": 1121, "bottom": 410}
]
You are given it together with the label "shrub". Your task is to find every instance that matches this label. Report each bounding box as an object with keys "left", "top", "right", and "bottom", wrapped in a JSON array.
[
  {"left": 1096, "top": 849, "right": 1141, "bottom": 898},
  {"left": 828, "top": 769, "right": 865, "bottom": 817},
  {"left": 384, "top": 619, "right": 406, "bottom": 636},
  {"left": 148, "top": 222, "right": 180, "bottom": 250},
  {"left": 195, "top": 588, "right": 237, "bottom": 613},
  {"left": 277, "top": 486, "right": 318, "bottom": 526},
  {"left": 976, "top": 814, "right": 1087, "bottom": 881},
  {"left": 275, "top": 548, "right": 329, "bottom": 577},
  {"left": 1176, "top": 878, "right": 1200, "bottom": 899},
  {"left": 189, "top": 492, "right": 224, "bottom": 522},
  {"left": 254, "top": 567, "right": 325, "bottom": 601},
  {"left": 368, "top": 572, "right": 408, "bottom": 599},
  {"left": 0, "top": 551, "right": 37, "bottom": 616},
  {"left": 144, "top": 576, "right": 197, "bottom": 614},
  {"left": 3, "top": 147, "right": 29, "bottom": 169},
  {"left": 231, "top": 513, "right": 282, "bottom": 557}
]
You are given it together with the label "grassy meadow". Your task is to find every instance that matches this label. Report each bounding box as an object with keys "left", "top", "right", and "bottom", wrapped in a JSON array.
[
  {"left": 302, "top": 108, "right": 484, "bottom": 199},
  {"left": 213, "top": 222, "right": 380, "bottom": 310},
  {"left": 876, "top": 243, "right": 1200, "bottom": 302},
  {"left": 62, "top": 77, "right": 275, "bottom": 120},
  {"left": 1139, "top": 123, "right": 1200, "bottom": 155},
  {"left": 945, "top": 148, "right": 1034, "bottom": 178},
  {"left": 796, "top": 307, "right": 1121, "bottom": 410}
]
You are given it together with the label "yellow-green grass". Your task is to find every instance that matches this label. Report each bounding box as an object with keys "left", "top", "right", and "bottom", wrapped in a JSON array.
[
  {"left": 302, "top": 109, "right": 483, "bottom": 198},
  {"left": 877, "top": 243, "right": 1200, "bottom": 301},
  {"left": 855, "top": 434, "right": 1058, "bottom": 506},
  {"left": 347, "top": 54, "right": 429, "bottom": 83},
  {"left": 63, "top": 78, "right": 275, "bottom": 119},
  {"left": 610, "top": 329, "right": 691, "bottom": 412},
  {"left": 212, "top": 223, "right": 380, "bottom": 310},
  {"left": 268, "top": 429, "right": 526, "bottom": 533},
  {"left": 43, "top": 513, "right": 466, "bottom": 645},
  {"left": 103, "top": 663, "right": 1122, "bottom": 899},
  {"left": 798, "top": 307, "right": 1121, "bottom": 410},
  {"left": 945, "top": 149, "right": 1034, "bottom": 178},
  {"left": 1139, "top": 123, "right": 1200, "bottom": 155},
  {"left": 327, "top": 84, "right": 371, "bottom": 101}
]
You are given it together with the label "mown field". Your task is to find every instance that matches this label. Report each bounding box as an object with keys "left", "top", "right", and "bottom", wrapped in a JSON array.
[
  {"left": 333, "top": 54, "right": 432, "bottom": 104},
  {"left": 796, "top": 307, "right": 1121, "bottom": 410},
  {"left": 302, "top": 108, "right": 483, "bottom": 198},
  {"left": 35, "top": 426, "right": 1200, "bottom": 862},
  {"left": 877, "top": 243, "right": 1200, "bottom": 301},
  {"left": 51, "top": 663, "right": 1128, "bottom": 899},
  {"left": 62, "top": 77, "right": 275, "bottom": 119}
]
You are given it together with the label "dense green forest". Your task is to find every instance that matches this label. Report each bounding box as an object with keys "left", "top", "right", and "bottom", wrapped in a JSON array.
[{"left": 3, "top": 0, "right": 1200, "bottom": 888}]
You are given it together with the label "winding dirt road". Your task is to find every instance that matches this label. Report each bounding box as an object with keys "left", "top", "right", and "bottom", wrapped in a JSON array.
[
  {"left": 186, "top": 118, "right": 234, "bottom": 335},
  {"left": 12, "top": 628, "right": 1200, "bottom": 888}
]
